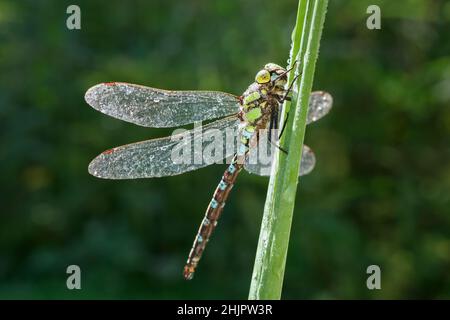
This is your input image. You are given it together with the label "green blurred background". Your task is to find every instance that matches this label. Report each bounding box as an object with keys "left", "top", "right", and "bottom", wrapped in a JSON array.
[{"left": 0, "top": 0, "right": 449, "bottom": 299}]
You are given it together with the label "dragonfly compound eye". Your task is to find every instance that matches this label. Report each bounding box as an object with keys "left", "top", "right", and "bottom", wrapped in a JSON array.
[{"left": 255, "top": 69, "right": 271, "bottom": 84}]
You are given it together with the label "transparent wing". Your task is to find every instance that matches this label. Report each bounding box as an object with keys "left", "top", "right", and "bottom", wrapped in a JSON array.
[
  {"left": 244, "top": 144, "right": 316, "bottom": 177},
  {"left": 85, "top": 82, "right": 240, "bottom": 128},
  {"left": 306, "top": 91, "right": 333, "bottom": 124},
  {"left": 88, "top": 116, "right": 239, "bottom": 179}
]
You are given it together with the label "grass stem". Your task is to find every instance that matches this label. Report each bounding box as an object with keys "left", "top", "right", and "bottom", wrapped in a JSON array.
[{"left": 248, "top": 0, "right": 329, "bottom": 300}]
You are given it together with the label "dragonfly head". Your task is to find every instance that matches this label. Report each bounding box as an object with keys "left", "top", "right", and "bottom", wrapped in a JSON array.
[{"left": 255, "top": 63, "right": 288, "bottom": 90}]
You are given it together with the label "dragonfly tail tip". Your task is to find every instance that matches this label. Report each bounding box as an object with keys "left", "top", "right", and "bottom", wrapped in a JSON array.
[{"left": 183, "top": 266, "right": 195, "bottom": 280}]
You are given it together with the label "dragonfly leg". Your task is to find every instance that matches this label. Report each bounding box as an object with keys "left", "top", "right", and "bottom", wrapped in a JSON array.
[
  {"left": 280, "top": 74, "right": 300, "bottom": 101},
  {"left": 272, "top": 61, "right": 298, "bottom": 83},
  {"left": 269, "top": 108, "right": 288, "bottom": 154},
  {"left": 278, "top": 111, "right": 290, "bottom": 140},
  {"left": 269, "top": 138, "right": 288, "bottom": 154},
  {"left": 276, "top": 72, "right": 301, "bottom": 140}
]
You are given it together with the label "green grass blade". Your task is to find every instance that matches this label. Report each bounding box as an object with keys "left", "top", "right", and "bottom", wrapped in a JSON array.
[{"left": 249, "top": 0, "right": 329, "bottom": 300}]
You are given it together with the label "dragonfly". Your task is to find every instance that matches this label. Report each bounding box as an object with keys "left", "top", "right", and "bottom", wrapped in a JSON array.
[{"left": 85, "top": 63, "right": 333, "bottom": 280}]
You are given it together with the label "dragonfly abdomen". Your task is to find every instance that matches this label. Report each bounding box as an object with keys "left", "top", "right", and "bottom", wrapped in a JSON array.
[{"left": 183, "top": 155, "right": 244, "bottom": 280}]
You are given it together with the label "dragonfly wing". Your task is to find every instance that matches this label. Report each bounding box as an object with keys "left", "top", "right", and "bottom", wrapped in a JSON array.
[
  {"left": 85, "top": 82, "right": 240, "bottom": 128},
  {"left": 306, "top": 91, "right": 333, "bottom": 124},
  {"left": 89, "top": 116, "right": 239, "bottom": 179},
  {"left": 298, "top": 145, "right": 316, "bottom": 176},
  {"left": 244, "top": 144, "right": 316, "bottom": 177}
]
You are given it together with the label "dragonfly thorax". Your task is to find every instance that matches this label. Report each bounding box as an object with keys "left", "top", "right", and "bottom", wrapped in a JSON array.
[
  {"left": 239, "top": 63, "right": 287, "bottom": 125},
  {"left": 236, "top": 64, "right": 288, "bottom": 158}
]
